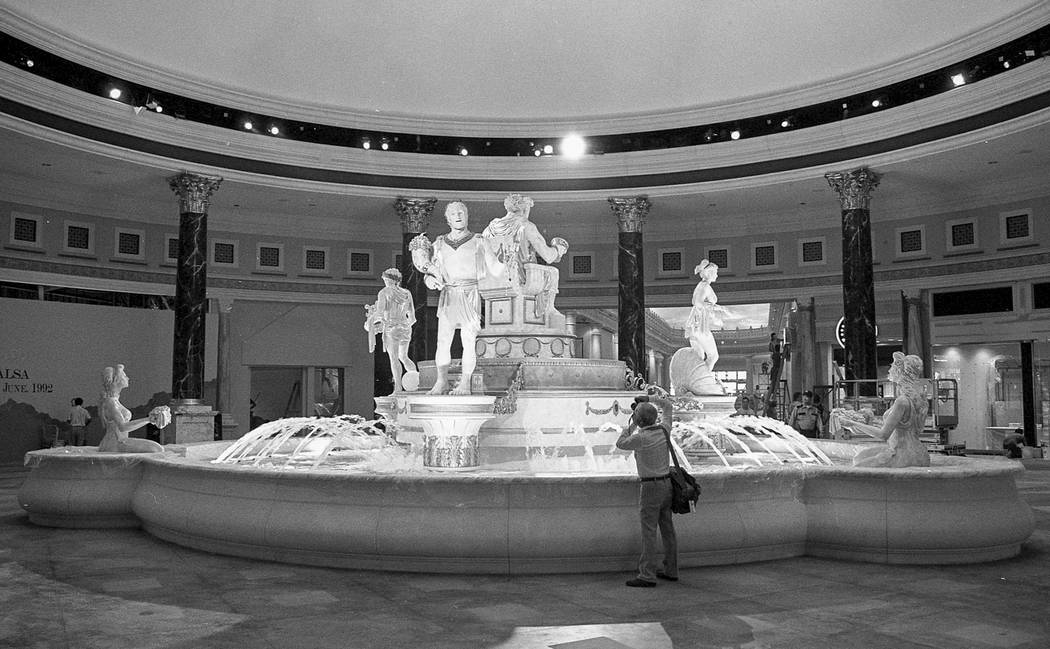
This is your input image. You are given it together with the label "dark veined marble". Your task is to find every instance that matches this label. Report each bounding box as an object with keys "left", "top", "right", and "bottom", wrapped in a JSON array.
[
  {"left": 841, "top": 207, "right": 877, "bottom": 396},
  {"left": 172, "top": 209, "right": 208, "bottom": 401},
  {"left": 618, "top": 232, "right": 646, "bottom": 378},
  {"left": 403, "top": 231, "right": 434, "bottom": 363}
]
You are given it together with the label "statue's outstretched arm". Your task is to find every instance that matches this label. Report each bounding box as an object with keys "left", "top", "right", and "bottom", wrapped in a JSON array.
[{"left": 525, "top": 223, "right": 567, "bottom": 264}]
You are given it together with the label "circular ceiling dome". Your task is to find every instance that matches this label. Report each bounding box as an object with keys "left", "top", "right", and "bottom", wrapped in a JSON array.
[{"left": 3, "top": 0, "right": 1044, "bottom": 133}]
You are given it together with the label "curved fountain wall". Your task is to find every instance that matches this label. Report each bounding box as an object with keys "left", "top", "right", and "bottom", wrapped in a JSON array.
[{"left": 19, "top": 442, "right": 1034, "bottom": 572}]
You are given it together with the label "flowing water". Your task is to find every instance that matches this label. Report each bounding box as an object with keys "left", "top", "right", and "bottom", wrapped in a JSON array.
[{"left": 213, "top": 412, "right": 836, "bottom": 473}]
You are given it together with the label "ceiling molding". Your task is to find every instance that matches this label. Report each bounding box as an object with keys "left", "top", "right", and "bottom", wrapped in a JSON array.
[
  {"left": 3, "top": 3, "right": 1047, "bottom": 135},
  {"left": 3, "top": 60, "right": 1049, "bottom": 196}
]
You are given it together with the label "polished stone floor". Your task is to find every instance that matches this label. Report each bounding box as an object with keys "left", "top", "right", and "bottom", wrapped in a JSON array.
[{"left": 2, "top": 460, "right": 1050, "bottom": 649}]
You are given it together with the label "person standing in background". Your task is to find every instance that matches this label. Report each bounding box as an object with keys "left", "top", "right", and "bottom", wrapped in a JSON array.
[{"left": 67, "top": 397, "right": 91, "bottom": 446}]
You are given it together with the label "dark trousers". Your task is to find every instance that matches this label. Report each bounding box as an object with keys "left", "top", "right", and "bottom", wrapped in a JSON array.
[{"left": 637, "top": 480, "right": 678, "bottom": 581}]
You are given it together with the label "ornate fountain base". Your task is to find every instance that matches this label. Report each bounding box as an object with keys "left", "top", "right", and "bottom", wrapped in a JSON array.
[{"left": 405, "top": 395, "right": 496, "bottom": 469}]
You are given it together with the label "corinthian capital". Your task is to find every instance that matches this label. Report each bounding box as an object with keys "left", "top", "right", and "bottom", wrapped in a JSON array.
[
  {"left": 608, "top": 196, "right": 651, "bottom": 233},
  {"left": 168, "top": 172, "right": 222, "bottom": 213},
  {"left": 394, "top": 197, "right": 437, "bottom": 234},
  {"left": 825, "top": 168, "right": 880, "bottom": 211}
]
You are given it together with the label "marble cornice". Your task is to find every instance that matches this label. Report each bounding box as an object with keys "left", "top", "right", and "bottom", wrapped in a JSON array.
[
  {"left": 0, "top": 255, "right": 378, "bottom": 301},
  {"left": 3, "top": 3, "right": 1047, "bottom": 136},
  {"left": 3, "top": 248, "right": 1046, "bottom": 307}
]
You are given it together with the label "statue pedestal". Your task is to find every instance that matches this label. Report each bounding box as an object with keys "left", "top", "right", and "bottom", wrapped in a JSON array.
[
  {"left": 406, "top": 395, "right": 496, "bottom": 469},
  {"left": 669, "top": 347, "right": 726, "bottom": 396},
  {"left": 169, "top": 400, "right": 217, "bottom": 444}
]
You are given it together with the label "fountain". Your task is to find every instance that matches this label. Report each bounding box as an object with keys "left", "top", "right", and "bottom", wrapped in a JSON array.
[{"left": 17, "top": 196, "right": 1035, "bottom": 572}]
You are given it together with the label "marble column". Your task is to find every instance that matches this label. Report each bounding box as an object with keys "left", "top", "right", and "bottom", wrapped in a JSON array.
[
  {"left": 826, "top": 168, "right": 879, "bottom": 396},
  {"left": 901, "top": 290, "right": 932, "bottom": 377},
  {"left": 789, "top": 299, "right": 818, "bottom": 396},
  {"left": 168, "top": 172, "right": 221, "bottom": 443},
  {"left": 395, "top": 197, "right": 437, "bottom": 365},
  {"left": 1021, "top": 341, "right": 1037, "bottom": 447},
  {"left": 213, "top": 297, "right": 238, "bottom": 439},
  {"left": 609, "top": 196, "right": 651, "bottom": 379}
]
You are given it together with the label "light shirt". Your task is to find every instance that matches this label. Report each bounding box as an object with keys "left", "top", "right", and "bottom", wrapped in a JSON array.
[
  {"left": 616, "top": 423, "right": 671, "bottom": 478},
  {"left": 68, "top": 405, "right": 91, "bottom": 426}
]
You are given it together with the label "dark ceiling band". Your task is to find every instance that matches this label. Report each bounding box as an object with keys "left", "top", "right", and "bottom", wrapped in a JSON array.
[{"left": 4, "top": 89, "right": 1050, "bottom": 192}]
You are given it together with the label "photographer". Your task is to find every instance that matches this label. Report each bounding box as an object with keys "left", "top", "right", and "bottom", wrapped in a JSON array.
[{"left": 615, "top": 396, "right": 679, "bottom": 587}]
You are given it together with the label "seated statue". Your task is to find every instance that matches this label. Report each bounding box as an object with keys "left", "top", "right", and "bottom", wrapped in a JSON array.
[
  {"left": 849, "top": 352, "right": 931, "bottom": 468},
  {"left": 97, "top": 364, "right": 167, "bottom": 453},
  {"left": 482, "top": 194, "right": 568, "bottom": 325}
]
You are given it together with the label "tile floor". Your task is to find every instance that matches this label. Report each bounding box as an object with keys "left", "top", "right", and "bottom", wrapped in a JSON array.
[{"left": 2, "top": 459, "right": 1049, "bottom": 649}]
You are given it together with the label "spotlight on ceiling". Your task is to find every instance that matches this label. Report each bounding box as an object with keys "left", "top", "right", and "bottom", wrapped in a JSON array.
[
  {"left": 107, "top": 87, "right": 122, "bottom": 100},
  {"left": 145, "top": 98, "right": 162, "bottom": 113},
  {"left": 533, "top": 149, "right": 542, "bottom": 156},
  {"left": 269, "top": 125, "right": 279, "bottom": 135},
  {"left": 951, "top": 73, "right": 966, "bottom": 86},
  {"left": 243, "top": 120, "right": 253, "bottom": 130},
  {"left": 730, "top": 129, "right": 741, "bottom": 140},
  {"left": 380, "top": 138, "right": 390, "bottom": 151},
  {"left": 459, "top": 147, "right": 469, "bottom": 156},
  {"left": 362, "top": 137, "right": 371, "bottom": 150},
  {"left": 542, "top": 144, "right": 554, "bottom": 155},
  {"left": 871, "top": 98, "right": 882, "bottom": 108},
  {"left": 559, "top": 134, "right": 586, "bottom": 159},
  {"left": 780, "top": 118, "right": 791, "bottom": 128}
]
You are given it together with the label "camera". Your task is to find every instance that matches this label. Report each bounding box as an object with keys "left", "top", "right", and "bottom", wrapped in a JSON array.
[{"left": 631, "top": 395, "right": 649, "bottom": 410}]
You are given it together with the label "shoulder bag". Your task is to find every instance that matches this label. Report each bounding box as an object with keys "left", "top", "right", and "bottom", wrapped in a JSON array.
[{"left": 663, "top": 428, "right": 700, "bottom": 514}]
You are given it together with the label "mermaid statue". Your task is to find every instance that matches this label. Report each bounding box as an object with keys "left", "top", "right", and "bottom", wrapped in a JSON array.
[
  {"left": 97, "top": 364, "right": 167, "bottom": 453},
  {"left": 849, "top": 352, "right": 931, "bottom": 468}
]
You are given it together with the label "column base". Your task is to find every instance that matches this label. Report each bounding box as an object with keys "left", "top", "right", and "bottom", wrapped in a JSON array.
[
  {"left": 169, "top": 400, "right": 218, "bottom": 444},
  {"left": 217, "top": 412, "right": 239, "bottom": 440}
]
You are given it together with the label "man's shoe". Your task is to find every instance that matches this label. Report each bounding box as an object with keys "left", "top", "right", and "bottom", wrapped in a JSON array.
[
  {"left": 625, "top": 578, "right": 656, "bottom": 588},
  {"left": 656, "top": 572, "right": 678, "bottom": 582}
]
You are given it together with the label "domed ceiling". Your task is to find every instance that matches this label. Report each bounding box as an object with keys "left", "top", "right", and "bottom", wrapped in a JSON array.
[
  {"left": 3, "top": 0, "right": 1043, "bottom": 129},
  {"left": 1, "top": 0, "right": 1050, "bottom": 247}
]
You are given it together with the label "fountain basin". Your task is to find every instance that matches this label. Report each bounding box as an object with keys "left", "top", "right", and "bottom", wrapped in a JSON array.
[
  {"left": 18, "top": 442, "right": 1034, "bottom": 571},
  {"left": 19, "top": 447, "right": 149, "bottom": 528}
]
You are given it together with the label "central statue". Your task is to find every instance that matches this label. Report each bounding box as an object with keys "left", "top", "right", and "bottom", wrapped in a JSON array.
[{"left": 410, "top": 195, "right": 572, "bottom": 395}]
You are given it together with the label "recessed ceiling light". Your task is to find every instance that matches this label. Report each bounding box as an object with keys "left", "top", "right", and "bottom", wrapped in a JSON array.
[
  {"left": 560, "top": 134, "right": 586, "bottom": 159},
  {"left": 107, "top": 87, "right": 122, "bottom": 100}
]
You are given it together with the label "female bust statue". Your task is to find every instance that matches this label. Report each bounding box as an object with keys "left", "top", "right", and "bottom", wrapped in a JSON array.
[
  {"left": 851, "top": 352, "right": 930, "bottom": 468},
  {"left": 97, "top": 364, "right": 166, "bottom": 453}
]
